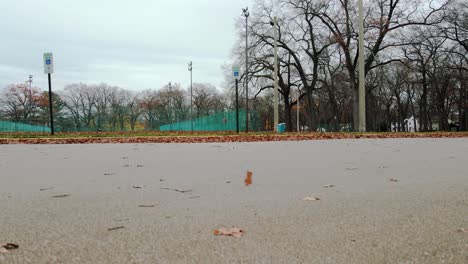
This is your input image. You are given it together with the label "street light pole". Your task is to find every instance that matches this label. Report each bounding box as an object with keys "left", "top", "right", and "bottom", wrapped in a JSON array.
[
  {"left": 297, "top": 86, "right": 300, "bottom": 133},
  {"left": 188, "top": 61, "right": 193, "bottom": 132},
  {"left": 272, "top": 17, "right": 279, "bottom": 132},
  {"left": 242, "top": 7, "right": 250, "bottom": 133},
  {"left": 168, "top": 81, "right": 173, "bottom": 131},
  {"left": 358, "top": 0, "right": 366, "bottom": 132}
]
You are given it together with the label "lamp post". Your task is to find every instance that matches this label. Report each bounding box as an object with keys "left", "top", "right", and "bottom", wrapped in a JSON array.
[
  {"left": 168, "top": 81, "right": 173, "bottom": 131},
  {"left": 297, "top": 86, "right": 300, "bottom": 133},
  {"left": 270, "top": 17, "right": 279, "bottom": 132},
  {"left": 242, "top": 7, "right": 250, "bottom": 132},
  {"left": 358, "top": 0, "right": 366, "bottom": 132},
  {"left": 188, "top": 61, "right": 193, "bottom": 132}
]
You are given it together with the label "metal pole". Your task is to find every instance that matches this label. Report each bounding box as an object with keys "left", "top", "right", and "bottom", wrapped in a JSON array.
[
  {"left": 297, "top": 86, "right": 300, "bottom": 132},
  {"left": 358, "top": 0, "right": 366, "bottom": 132},
  {"left": 236, "top": 79, "right": 239, "bottom": 134},
  {"left": 48, "top": 73, "right": 54, "bottom": 135},
  {"left": 273, "top": 16, "right": 279, "bottom": 133},
  {"left": 243, "top": 7, "right": 250, "bottom": 133},
  {"left": 28, "top": 75, "right": 33, "bottom": 123},
  {"left": 189, "top": 62, "right": 193, "bottom": 132},
  {"left": 169, "top": 82, "right": 172, "bottom": 131}
]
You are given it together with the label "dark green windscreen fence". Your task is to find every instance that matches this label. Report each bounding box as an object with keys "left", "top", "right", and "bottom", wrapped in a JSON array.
[
  {"left": 0, "top": 120, "right": 51, "bottom": 133},
  {"left": 160, "top": 110, "right": 260, "bottom": 132}
]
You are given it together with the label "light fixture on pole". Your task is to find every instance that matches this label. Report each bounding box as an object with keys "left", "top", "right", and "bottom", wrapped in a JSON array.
[
  {"left": 270, "top": 17, "right": 279, "bottom": 132},
  {"left": 242, "top": 7, "right": 250, "bottom": 133},
  {"left": 188, "top": 61, "right": 193, "bottom": 132},
  {"left": 358, "top": 0, "right": 366, "bottom": 132}
]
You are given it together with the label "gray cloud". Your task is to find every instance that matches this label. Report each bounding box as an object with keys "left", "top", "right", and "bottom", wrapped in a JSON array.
[{"left": 1, "top": 0, "right": 252, "bottom": 91}]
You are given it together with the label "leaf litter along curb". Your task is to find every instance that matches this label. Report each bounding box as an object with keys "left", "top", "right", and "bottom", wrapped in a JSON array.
[
  {"left": 2, "top": 132, "right": 467, "bottom": 145},
  {"left": 214, "top": 227, "right": 244, "bottom": 238},
  {"left": 0, "top": 243, "right": 19, "bottom": 254}
]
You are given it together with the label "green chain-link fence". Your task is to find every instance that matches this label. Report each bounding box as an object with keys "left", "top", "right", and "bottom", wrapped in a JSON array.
[
  {"left": 160, "top": 110, "right": 261, "bottom": 132},
  {"left": 0, "top": 120, "right": 51, "bottom": 133}
]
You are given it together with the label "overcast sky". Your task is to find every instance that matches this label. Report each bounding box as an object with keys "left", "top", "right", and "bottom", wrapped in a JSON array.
[{"left": 1, "top": 0, "right": 252, "bottom": 91}]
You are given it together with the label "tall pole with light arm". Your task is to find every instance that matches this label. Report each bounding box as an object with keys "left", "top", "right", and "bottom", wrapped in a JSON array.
[
  {"left": 358, "top": 0, "right": 366, "bottom": 132},
  {"left": 188, "top": 61, "right": 193, "bottom": 132},
  {"left": 271, "top": 17, "right": 279, "bottom": 132},
  {"left": 242, "top": 7, "right": 250, "bottom": 132}
]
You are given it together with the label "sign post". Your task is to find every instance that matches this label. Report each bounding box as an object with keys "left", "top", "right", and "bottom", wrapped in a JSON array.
[
  {"left": 43, "top": 52, "right": 54, "bottom": 135},
  {"left": 233, "top": 66, "right": 240, "bottom": 134}
]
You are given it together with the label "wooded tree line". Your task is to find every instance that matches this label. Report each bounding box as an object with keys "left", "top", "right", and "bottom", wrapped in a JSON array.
[
  {"left": 230, "top": 0, "right": 468, "bottom": 132},
  {"left": 0, "top": 82, "right": 229, "bottom": 131}
]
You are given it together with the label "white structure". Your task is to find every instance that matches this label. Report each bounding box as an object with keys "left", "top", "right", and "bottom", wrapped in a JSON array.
[{"left": 391, "top": 116, "right": 419, "bottom": 132}]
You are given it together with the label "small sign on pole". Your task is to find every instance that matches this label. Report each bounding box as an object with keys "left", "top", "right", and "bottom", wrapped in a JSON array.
[
  {"left": 43, "top": 52, "right": 54, "bottom": 74},
  {"left": 233, "top": 66, "right": 240, "bottom": 80},
  {"left": 43, "top": 52, "right": 55, "bottom": 135},
  {"left": 232, "top": 66, "right": 240, "bottom": 133}
]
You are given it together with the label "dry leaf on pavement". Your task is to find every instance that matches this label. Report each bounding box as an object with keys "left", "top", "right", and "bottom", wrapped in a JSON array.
[
  {"left": 52, "top": 194, "right": 70, "bottom": 198},
  {"left": 389, "top": 178, "right": 399, "bottom": 182},
  {"left": 0, "top": 243, "right": 19, "bottom": 254},
  {"left": 302, "top": 196, "right": 320, "bottom": 201},
  {"left": 108, "top": 226, "right": 125, "bottom": 231},
  {"left": 214, "top": 227, "right": 244, "bottom": 238},
  {"left": 456, "top": 228, "right": 467, "bottom": 233},
  {"left": 245, "top": 171, "right": 253, "bottom": 186}
]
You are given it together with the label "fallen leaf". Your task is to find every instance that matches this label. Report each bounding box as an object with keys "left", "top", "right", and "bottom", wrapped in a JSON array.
[
  {"left": 302, "top": 196, "right": 320, "bottom": 201},
  {"left": 214, "top": 227, "right": 244, "bottom": 238},
  {"left": 0, "top": 243, "right": 19, "bottom": 254},
  {"left": 52, "top": 194, "right": 70, "bottom": 198},
  {"left": 456, "top": 228, "right": 467, "bottom": 233},
  {"left": 323, "top": 185, "right": 335, "bottom": 188},
  {"left": 245, "top": 171, "right": 253, "bottom": 186},
  {"left": 389, "top": 178, "right": 399, "bottom": 182},
  {"left": 174, "top": 189, "right": 192, "bottom": 193},
  {"left": 133, "top": 185, "right": 144, "bottom": 189},
  {"left": 108, "top": 226, "right": 125, "bottom": 231}
]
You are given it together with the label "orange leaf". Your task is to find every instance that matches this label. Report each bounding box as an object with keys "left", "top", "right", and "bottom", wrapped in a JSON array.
[{"left": 245, "top": 170, "right": 253, "bottom": 186}]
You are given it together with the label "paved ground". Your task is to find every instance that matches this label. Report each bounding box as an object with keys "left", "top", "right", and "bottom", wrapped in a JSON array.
[{"left": 0, "top": 138, "right": 467, "bottom": 264}]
